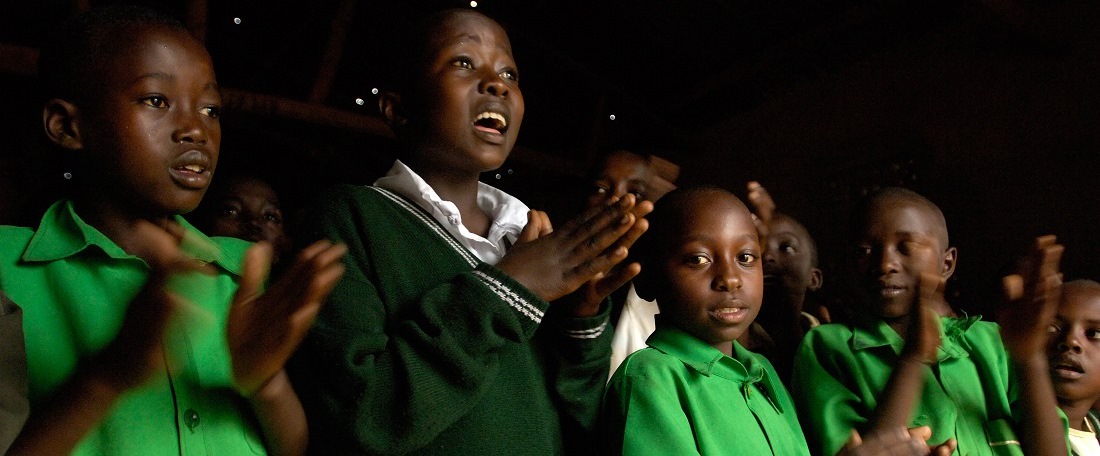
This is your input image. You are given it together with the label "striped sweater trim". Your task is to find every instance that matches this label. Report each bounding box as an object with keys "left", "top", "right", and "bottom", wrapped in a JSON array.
[
  {"left": 565, "top": 321, "right": 607, "bottom": 339},
  {"left": 473, "top": 270, "right": 544, "bottom": 324},
  {"left": 370, "top": 186, "right": 543, "bottom": 324},
  {"left": 369, "top": 187, "right": 478, "bottom": 267}
]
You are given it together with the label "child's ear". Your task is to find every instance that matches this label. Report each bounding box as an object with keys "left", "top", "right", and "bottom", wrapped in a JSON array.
[
  {"left": 808, "top": 267, "right": 824, "bottom": 291},
  {"left": 43, "top": 98, "right": 83, "bottom": 150},
  {"left": 378, "top": 91, "right": 408, "bottom": 130},
  {"left": 941, "top": 246, "right": 958, "bottom": 280}
]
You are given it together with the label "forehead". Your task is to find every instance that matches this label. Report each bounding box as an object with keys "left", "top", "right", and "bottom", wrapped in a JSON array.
[
  {"left": 222, "top": 178, "right": 279, "bottom": 202},
  {"left": 1061, "top": 286, "right": 1100, "bottom": 317},
  {"left": 96, "top": 25, "right": 213, "bottom": 84},
  {"left": 863, "top": 197, "right": 943, "bottom": 239},
  {"left": 426, "top": 12, "right": 512, "bottom": 56},
  {"left": 670, "top": 193, "right": 755, "bottom": 240},
  {"left": 599, "top": 152, "right": 649, "bottom": 178},
  {"left": 768, "top": 215, "right": 811, "bottom": 241}
]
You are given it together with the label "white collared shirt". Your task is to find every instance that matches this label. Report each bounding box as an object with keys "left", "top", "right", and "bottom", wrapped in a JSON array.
[{"left": 374, "top": 160, "right": 529, "bottom": 265}]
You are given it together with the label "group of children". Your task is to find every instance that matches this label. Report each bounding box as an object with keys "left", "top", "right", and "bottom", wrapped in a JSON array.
[{"left": 0, "top": 4, "right": 1098, "bottom": 456}]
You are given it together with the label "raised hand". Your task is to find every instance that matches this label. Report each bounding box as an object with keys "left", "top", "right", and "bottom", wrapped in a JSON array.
[
  {"left": 901, "top": 273, "right": 945, "bottom": 365},
  {"left": 91, "top": 220, "right": 210, "bottom": 392},
  {"left": 496, "top": 194, "right": 652, "bottom": 306},
  {"left": 838, "top": 426, "right": 957, "bottom": 456},
  {"left": 747, "top": 181, "right": 776, "bottom": 242},
  {"left": 999, "top": 235, "right": 1063, "bottom": 360},
  {"left": 228, "top": 240, "right": 347, "bottom": 396}
]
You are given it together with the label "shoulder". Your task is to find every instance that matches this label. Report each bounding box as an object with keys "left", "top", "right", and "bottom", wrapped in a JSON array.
[
  {"left": 800, "top": 323, "right": 856, "bottom": 348},
  {"left": 612, "top": 347, "right": 684, "bottom": 381}
]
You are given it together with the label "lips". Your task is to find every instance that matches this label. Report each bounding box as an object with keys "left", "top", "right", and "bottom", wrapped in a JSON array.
[
  {"left": 169, "top": 149, "right": 213, "bottom": 190},
  {"left": 877, "top": 281, "right": 908, "bottom": 298},
  {"left": 710, "top": 302, "right": 751, "bottom": 324},
  {"left": 1051, "top": 354, "right": 1085, "bottom": 380},
  {"left": 472, "top": 103, "right": 511, "bottom": 144}
]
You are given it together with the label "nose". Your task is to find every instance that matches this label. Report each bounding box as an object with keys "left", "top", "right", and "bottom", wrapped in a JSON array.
[
  {"left": 479, "top": 71, "right": 510, "bottom": 98},
  {"left": 712, "top": 260, "right": 742, "bottom": 292},
  {"left": 878, "top": 247, "right": 901, "bottom": 275},
  {"left": 171, "top": 108, "right": 209, "bottom": 144},
  {"left": 1057, "top": 331, "right": 1083, "bottom": 354}
]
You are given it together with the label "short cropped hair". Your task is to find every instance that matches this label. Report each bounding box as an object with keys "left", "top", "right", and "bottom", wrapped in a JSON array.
[{"left": 37, "top": 5, "right": 188, "bottom": 103}]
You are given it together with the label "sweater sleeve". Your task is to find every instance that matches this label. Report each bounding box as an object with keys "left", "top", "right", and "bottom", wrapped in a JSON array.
[
  {"left": 791, "top": 326, "right": 870, "bottom": 456},
  {"left": 288, "top": 186, "right": 557, "bottom": 454},
  {"left": 539, "top": 300, "right": 612, "bottom": 454}
]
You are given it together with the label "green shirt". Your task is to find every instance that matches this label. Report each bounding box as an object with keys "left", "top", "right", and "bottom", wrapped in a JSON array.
[
  {"left": 288, "top": 185, "right": 612, "bottom": 455},
  {"left": 0, "top": 200, "right": 266, "bottom": 456},
  {"left": 602, "top": 322, "right": 810, "bottom": 456},
  {"left": 792, "top": 316, "right": 1021, "bottom": 456}
]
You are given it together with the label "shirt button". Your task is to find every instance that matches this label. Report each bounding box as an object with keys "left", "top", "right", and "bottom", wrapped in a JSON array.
[{"left": 184, "top": 409, "right": 200, "bottom": 430}]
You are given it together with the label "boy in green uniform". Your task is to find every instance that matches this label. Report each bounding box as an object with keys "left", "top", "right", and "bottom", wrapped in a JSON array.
[
  {"left": 0, "top": 6, "right": 347, "bottom": 455},
  {"left": 601, "top": 187, "right": 810, "bottom": 455},
  {"left": 288, "top": 9, "right": 651, "bottom": 455},
  {"left": 1048, "top": 280, "right": 1100, "bottom": 455},
  {"left": 792, "top": 188, "right": 1065, "bottom": 455}
]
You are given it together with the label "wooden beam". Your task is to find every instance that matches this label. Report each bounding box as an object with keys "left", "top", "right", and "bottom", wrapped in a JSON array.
[
  {"left": 221, "top": 87, "right": 392, "bottom": 137},
  {"left": 309, "top": 0, "right": 358, "bottom": 103}
]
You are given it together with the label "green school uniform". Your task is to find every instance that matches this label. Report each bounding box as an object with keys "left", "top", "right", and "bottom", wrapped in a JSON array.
[
  {"left": 288, "top": 185, "right": 611, "bottom": 455},
  {"left": 603, "top": 322, "right": 810, "bottom": 456},
  {"left": 792, "top": 315, "right": 1022, "bottom": 456},
  {"left": 0, "top": 200, "right": 265, "bottom": 456}
]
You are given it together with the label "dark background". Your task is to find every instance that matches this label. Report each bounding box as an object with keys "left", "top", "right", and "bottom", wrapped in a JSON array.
[{"left": 1, "top": 0, "right": 1098, "bottom": 317}]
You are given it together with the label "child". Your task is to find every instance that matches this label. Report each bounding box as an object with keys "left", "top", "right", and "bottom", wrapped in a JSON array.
[
  {"left": 1047, "top": 279, "right": 1100, "bottom": 455},
  {"left": 738, "top": 181, "right": 825, "bottom": 382},
  {"left": 586, "top": 149, "right": 678, "bottom": 377},
  {"left": 792, "top": 188, "right": 1064, "bottom": 456},
  {"left": 287, "top": 9, "right": 651, "bottom": 455},
  {"left": 0, "top": 292, "right": 27, "bottom": 454},
  {"left": 601, "top": 186, "right": 810, "bottom": 455},
  {"left": 192, "top": 172, "right": 293, "bottom": 266},
  {"left": 0, "top": 6, "right": 346, "bottom": 455}
]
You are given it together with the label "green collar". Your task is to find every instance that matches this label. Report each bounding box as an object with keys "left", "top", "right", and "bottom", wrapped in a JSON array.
[
  {"left": 850, "top": 313, "right": 981, "bottom": 362},
  {"left": 21, "top": 200, "right": 241, "bottom": 276}
]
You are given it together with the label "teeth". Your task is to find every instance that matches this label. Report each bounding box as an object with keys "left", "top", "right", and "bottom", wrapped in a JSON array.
[
  {"left": 475, "top": 111, "right": 507, "bottom": 128},
  {"left": 183, "top": 164, "right": 205, "bottom": 173}
]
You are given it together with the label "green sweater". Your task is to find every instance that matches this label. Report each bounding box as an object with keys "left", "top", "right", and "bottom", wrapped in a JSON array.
[{"left": 288, "top": 185, "right": 612, "bottom": 455}]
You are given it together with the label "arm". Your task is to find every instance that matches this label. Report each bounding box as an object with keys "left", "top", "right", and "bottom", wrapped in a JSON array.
[
  {"left": 792, "top": 327, "right": 878, "bottom": 456},
  {"left": 865, "top": 274, "right": 944, "bottom": 435},
  {"left": 999, "top": 235, "right": 1067, "bottom": 456},
  {"left": 228, "top": 239, "right": 347, "bottom": 456},
  {"left": 602, "top": 367, "right": 700, "bottom": 455}
]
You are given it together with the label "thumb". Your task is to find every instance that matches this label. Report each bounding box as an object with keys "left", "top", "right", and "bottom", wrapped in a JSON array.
[
  {"left": 518, "top": 210, "right": 543, "bottom": 243},
  {"left": 234, "top": 241, "right": 273, "bottom": 306}
]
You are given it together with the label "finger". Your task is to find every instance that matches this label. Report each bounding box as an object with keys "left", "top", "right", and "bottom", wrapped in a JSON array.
[
  {"left": 519, "top": 211, "right": 543, "bottom": 243},
  {"left": 933, "top": 439, "right": 957, "bottom": 456},
  {"left": 571, "top": 245, "right": 631, "bottom": 282},
  {"left": 1003, "top": 274, "right": 1024, "bottom": 302},
  {"left": 818, "top": 304, "right": 832, "bottom": 324},
  {"left": 593, "top": 262, "right": 641, "bottom": 298},
  {"left": 570, "top": 212, "right": 636, "bottom": 264},
  {"left": 907, "top": 425, "right": 932, "bottom": 441},
  {"left": 842, "top": 429, "right": 862, "bottom": 450},
  {"left": 535, "top": 210, "right": 554, "bottom": 236},
  {"left": 561, "top": 194, "right": 636, "bottom": 241},
  {"left": 234, "top": 241, "right": 273, "bottom": 306}
]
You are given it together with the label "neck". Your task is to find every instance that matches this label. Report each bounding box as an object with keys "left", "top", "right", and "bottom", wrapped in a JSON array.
[
  {"left": 1059, "top": 397, "right": 1095, "bottom": 432},
  {"left": 72, "top": 196, "right": 174, "bottom": 255},
  {"left": 714, "top": 340, "right": 734, "bottom": 357},
  {"left": 407, "top": 160, "right": 490, "bottom": 237}
]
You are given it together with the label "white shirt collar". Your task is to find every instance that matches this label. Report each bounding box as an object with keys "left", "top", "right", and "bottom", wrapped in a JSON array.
[{"left": 373, "top": 160, "right": 529, "bottom": 265}]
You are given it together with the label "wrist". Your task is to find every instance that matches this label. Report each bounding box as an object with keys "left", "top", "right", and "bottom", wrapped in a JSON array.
[{"left": 245, "top": 369, "right": 291, "bottom": 402}]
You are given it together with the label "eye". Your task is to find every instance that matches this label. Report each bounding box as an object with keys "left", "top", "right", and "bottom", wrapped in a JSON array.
[
  {"left": 780, "top": 243, "right": 797, "bottom": 254},
  {"left": 684, "top": 254, "right": 711, "bottom": 267},
  {"left": 630, "top": 191, "right": 646, "bottom": 201},
  {"left": 737, "top": 252, "right": 759, "bottom": 266},
  {"left": 499, "top": 68, "right": 519, "bottom": 82},
  {"left": 1047, "top": 323, "right": 1060, "bottom": 334},
  {"left": 1087, "top": 329, "right": 1100, "bottom": 341},
  {"left": 855, "top": 245, "right": 873, "bottom": 258},
  {"left": 263, "top": 211, "right": 283, "bottom": 223},
  {"left": 591, "top": 185, "right": 609, "bottom": 196},
  {"left": 452, "top": 56, "right": 474, "bottom": 70},
  {"left": 219, "top": 206, "right": 240, "bottom": 218},
  {"left": 200, "top": 105, "right": 221, "bottom": 119},
  {"left": 142, "top": 96, "right": 168, "bottom": 108}
]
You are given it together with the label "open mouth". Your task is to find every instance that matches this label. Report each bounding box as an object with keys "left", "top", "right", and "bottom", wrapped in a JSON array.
[
  {"left": 170, "top": 150, "right": 212, "bottom": 190},
  {"left": 711, "top": 306, "right": 749, "bottom": 324},
  {"left": 474, "top": 111, "right": 508, "bottom": 135}
]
